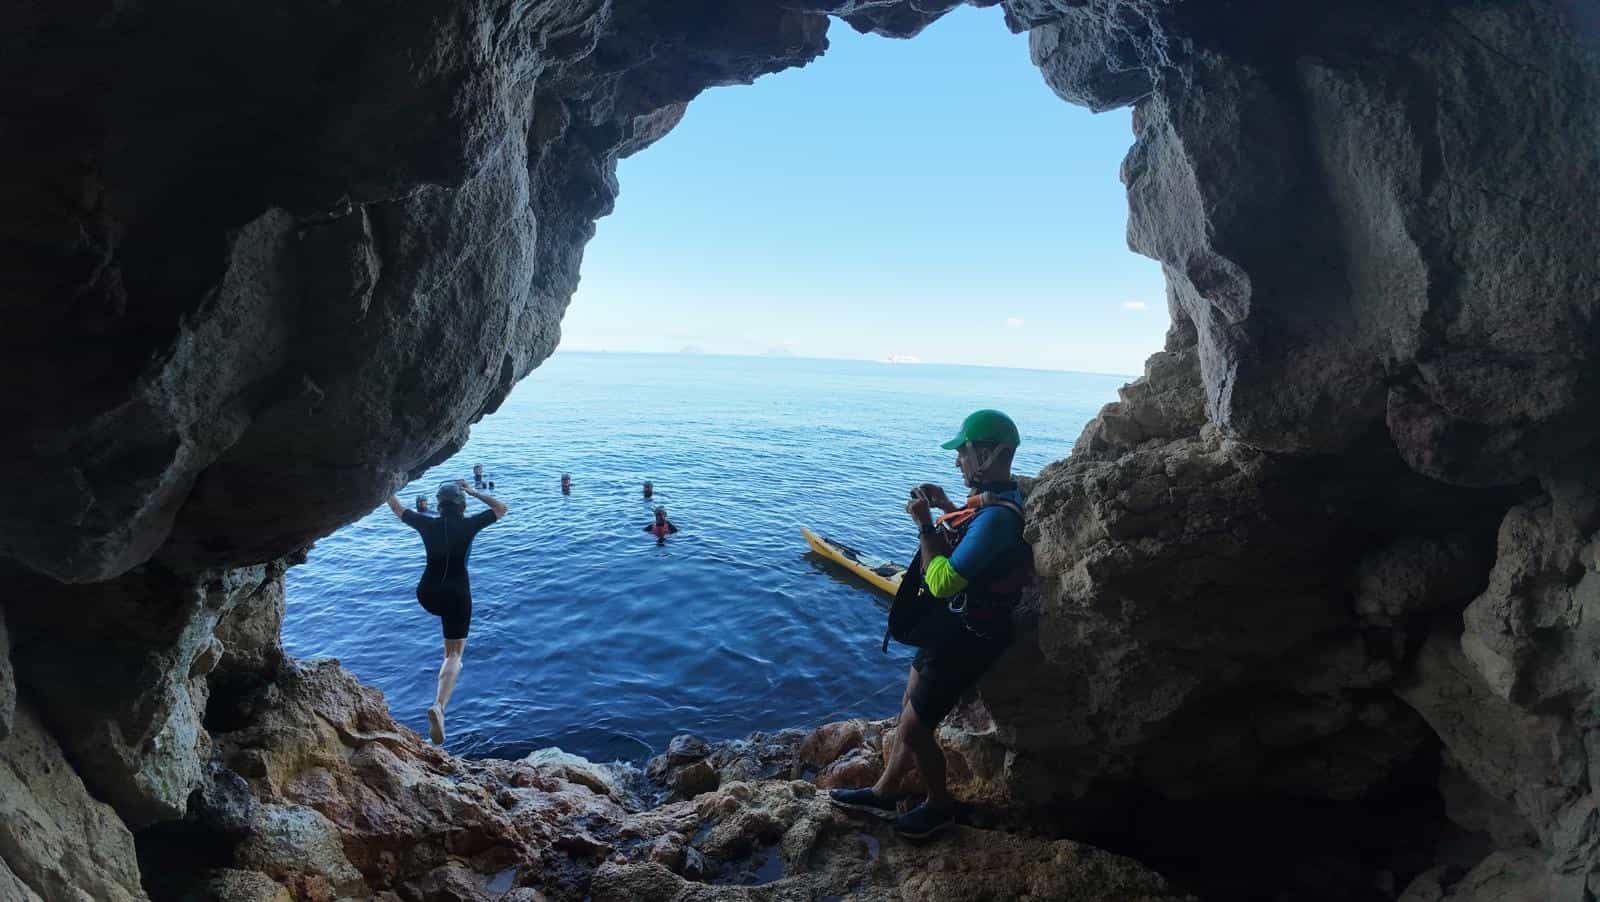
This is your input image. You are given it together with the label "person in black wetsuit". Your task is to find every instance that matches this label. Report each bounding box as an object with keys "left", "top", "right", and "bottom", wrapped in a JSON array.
[{"left": 386, "top": 479, "right": 507, "bottom": 745}]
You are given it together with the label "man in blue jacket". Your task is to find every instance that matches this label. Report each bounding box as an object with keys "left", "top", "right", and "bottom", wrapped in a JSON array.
[{"left": 831, "top": 409, "right": 1031, "bottom": 839}]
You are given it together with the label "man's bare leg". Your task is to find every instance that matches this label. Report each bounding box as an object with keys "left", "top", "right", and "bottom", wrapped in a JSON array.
[
  {"left": 900, "top": 707, "right": 949, "bottom": 803},
  {"left": 873, "top": 666, "right": 926, "bottom": 798},
  {"left": 427, "top": 638, "right": 466, "bottom": 744}
]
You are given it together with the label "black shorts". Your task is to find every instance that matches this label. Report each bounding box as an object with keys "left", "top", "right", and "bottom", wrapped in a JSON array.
[
  {"left": 909, "top": 626, "right": 1009, "bottom": 726},
  {"left": 416, "top": 584, "right": 472, "bottom": 640}
]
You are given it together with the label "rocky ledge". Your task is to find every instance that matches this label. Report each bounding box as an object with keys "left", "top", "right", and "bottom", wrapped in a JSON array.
[{"left": 129, "top": 656, "right": 1193, "bottom": 901}]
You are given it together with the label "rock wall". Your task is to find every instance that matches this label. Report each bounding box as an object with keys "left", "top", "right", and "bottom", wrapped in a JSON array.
[
  {"left": 977, "top": 2, "right": 1600, "bottom": 897},
  {"left": 0, "top": 702, "right": 146, "bottom": 901},
  {"left": 1, "top": 0, "right": 1597, "bottom": 899}
]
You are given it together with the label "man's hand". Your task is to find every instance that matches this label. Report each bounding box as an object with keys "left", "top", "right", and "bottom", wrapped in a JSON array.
[
  {"left": 914, "top": 483, "right": 956, "bottom": 512},
  {"left": 905, "top": 494, "right": 933, "bottom": 527}
]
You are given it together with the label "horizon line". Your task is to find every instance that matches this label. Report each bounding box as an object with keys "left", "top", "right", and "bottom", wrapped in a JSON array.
[{"left": 552, "top": 346, "right": 1138, "bottom": 380}]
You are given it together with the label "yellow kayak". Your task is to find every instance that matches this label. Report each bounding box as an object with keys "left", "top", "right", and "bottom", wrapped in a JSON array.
[{"left": 801, "top": 527, "right": 905, "bottom": 596}]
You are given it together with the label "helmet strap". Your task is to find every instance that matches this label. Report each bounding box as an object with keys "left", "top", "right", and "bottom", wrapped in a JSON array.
[{"left": 965, "top": 442, "right": 1007, "bottom": 482}]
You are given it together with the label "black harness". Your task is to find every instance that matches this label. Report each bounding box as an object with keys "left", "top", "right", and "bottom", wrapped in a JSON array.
[{"left": 883, "top": 495, "right": 1031, "bottom": 653}]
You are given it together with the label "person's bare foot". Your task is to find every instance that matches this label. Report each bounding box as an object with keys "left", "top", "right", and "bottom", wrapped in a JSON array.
[{"left": 427, "top": 704, "right": 445, "bottom": 745}]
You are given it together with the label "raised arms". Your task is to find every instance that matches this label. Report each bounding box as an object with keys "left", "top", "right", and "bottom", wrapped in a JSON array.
[{"left": 457, "top": 480, "right": 508, "bottom": 519}]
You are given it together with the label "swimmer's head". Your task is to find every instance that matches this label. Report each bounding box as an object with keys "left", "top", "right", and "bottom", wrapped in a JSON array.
[
  {"left": 436, "top": 481, "right": 467, "bottom": 517},
  {"left": 472, "top": 464, "right": 484, "bottom": 477},
  {"left": 643, "top": 481, "right": 653, "bottom": 498},
  {"left": 654, "top": 505, "right": 667, "bottom": 522},
  {"left": 414, "top": 495, "right": 430, "bottom": 512}
]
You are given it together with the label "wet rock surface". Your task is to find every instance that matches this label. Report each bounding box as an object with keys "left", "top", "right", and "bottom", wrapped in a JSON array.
[{"left": 1, "top": 0, "right": 1598, "bottom": 899}]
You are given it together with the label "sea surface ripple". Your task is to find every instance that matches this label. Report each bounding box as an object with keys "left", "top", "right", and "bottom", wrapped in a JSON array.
[{"left": 283, "top": 352, "right": 1124, "bottom": 761}]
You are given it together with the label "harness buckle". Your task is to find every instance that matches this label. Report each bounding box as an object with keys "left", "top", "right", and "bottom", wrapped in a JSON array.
[{"left": 947, "top": 593, "right": 968, "bottom": 614}]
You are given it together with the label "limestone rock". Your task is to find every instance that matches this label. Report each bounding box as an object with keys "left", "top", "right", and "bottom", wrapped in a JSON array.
[
  {"left": 1029, "top": 5, "right": 1155, "bottom": 112},
  {"left": 213, "top": 659, "right": 648, "bottom": 897},
  {"left": 234, "top": 803, "right": 368, "bottom": 899},
  {"left": 1399, "top": 848, "right": 1556, "bottom": 902},
  {"left": 0, "top": 605, "right": 12, "bottom": 741},
  {"left": 1438, "top": 755, "right": 1538, "bottom": 850},
  {"left": 208, "top": 565, "right": 291, "bottom": 734},
  {"left": 646, "top": 728, "right": 809, "bottom": 800},
  {"left": 5, "top": 562, "right": 280, "bottom": 827},
  {"left": 1114, "top": 0, "right": 1600, "bottom": 480},
  {"left": 1396, "top": 630, "right": 1581, "bottom": 873},
  {"left": 213, "top": 563, "right": 288, "bottom": 687},
  {"left": 0, "top": 862, "right": 39, "bottom": 902},
  {"left": 204, "top": 659, "right": 1190, "bottom": 900},
  {"left": 200, "top": 869, "right": 294, "bottom": 902},
  {"left": 0, "top": 701, "right": 146, "bottom": 901},
  {"left": 1460, "top": 484, "right": 1600, "bottom": 711},
  {"left": 1071, "top": 322, "right": 1207, "bottom": 462},
  {"left": 592, "top": 782, "right": 1195, "bottom": 901},
  {"left": 2, "top": 0, "right": 837, "bottom": 586}
]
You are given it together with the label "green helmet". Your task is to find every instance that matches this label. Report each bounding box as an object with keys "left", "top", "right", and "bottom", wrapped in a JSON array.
[{"left": 940, "top": 409, "right": 1021, "bottom": 450}]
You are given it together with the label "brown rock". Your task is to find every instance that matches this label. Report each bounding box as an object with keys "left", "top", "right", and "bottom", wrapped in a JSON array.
[
  {"left": 644, "top": 733, "right": 709, "bottom": 783},
  {"left": 646, "top": 832, "right": 687, "bottom": 873},
  {"left": 812, "top": 747, "right": 882, "bottom": 790},
  {"left": 798, "top": 718, "right": 868, "bottom": 769},
  {"left": 669, "top": 759, "right": 720, "bottom": 800}
]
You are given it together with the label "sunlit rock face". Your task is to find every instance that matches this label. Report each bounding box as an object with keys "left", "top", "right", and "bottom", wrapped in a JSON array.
[{"left": 1, "top": 0, "right": 1597, "bottom": 899}]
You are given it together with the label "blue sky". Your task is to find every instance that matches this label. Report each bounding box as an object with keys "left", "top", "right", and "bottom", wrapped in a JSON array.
[{"left": 562, "top": 5, "right": 1167, "bottom": 375}]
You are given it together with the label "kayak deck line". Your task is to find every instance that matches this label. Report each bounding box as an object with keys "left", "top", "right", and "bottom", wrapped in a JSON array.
[{"left": 801, "top": 527, "right": 905, "bottom": 596}]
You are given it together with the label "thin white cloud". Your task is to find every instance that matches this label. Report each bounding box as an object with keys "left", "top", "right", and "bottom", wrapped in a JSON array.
[
  {"left": 1121, "top": 301, "right": 1148, "bottom": 311},
  {"left": 1003, "top": 316, "right": 1025, "bottom": 328}
]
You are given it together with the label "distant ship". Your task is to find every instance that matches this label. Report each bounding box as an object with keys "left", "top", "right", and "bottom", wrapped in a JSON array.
[{"left": 882, "top": 354, "right": 922, "bottom": 364}]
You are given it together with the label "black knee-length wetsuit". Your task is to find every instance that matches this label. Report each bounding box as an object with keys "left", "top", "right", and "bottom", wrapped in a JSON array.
[{"left": 401, "top": 508, "right": 498, "bottom": 640}]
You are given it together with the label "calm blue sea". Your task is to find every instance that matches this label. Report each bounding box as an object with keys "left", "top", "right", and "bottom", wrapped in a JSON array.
[{"left": 283, "top": 352, "right": 1125, "bottom": 761}]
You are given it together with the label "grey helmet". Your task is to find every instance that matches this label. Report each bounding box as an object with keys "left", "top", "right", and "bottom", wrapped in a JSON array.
[{"left": 436, "top": 482, "right": 467, "bottom": 505}]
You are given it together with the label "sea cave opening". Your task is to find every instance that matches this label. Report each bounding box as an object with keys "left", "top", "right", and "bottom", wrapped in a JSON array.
[{"left": 278, "top": 5, "right": 1166, "bottom": 763}]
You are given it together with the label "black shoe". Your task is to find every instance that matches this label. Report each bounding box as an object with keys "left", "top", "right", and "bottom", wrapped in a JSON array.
[
  {"left": 894, "top": 799, "right": 957, "bottom": 840},
  {"left": 828, "top": 787, "right": 899, "bottom": 816}
]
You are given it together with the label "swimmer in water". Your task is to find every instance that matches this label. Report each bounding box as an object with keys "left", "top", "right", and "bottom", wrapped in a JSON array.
[
  {"left": 386, "top": 479, "right": 508, "bottom": 745},
  {"left": 561, "top": 473, "right": 572, "bottom": 494},
  {"left": 643, "top": 505, "right": 678, "bottom": 539},
  {"left": 642, "top": 480, "right": 654, "bottom": 500},
  {"left": 415, "top": 495, "right": 431, "bottom": 514}
]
